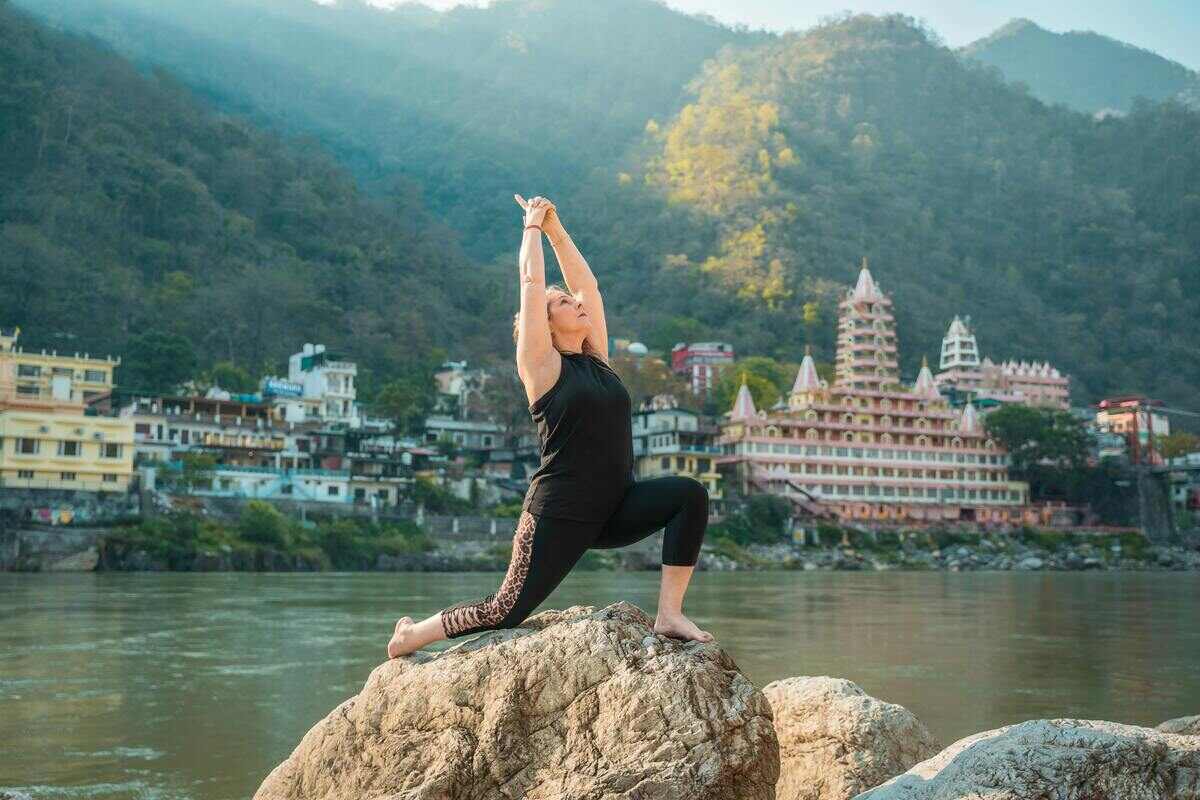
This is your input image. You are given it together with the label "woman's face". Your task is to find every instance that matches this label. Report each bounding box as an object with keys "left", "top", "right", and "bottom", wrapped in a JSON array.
[{"left": 547, "top": 289, "right": 589, "bottom": 340}]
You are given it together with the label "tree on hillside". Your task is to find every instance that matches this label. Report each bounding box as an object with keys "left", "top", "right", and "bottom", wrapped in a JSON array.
[
  {"left": 710, "top": 355, "right": 804, "bottom": 413},
  {"left": 1158, "top": 432, "right": 1200, "bottom": 460},
  {"left": 609, "top": 352, "right": 695, "bottom": 411},
  {"left": 983, "top": 405, "right": 1090, "bottom": 474},
  {"left": 475, "top": 360, "right": 534, "bottom": 448},
  {"left": 200, "top": 361, "right": 258, "bottom": 394},
  {"left": 374, "top": 372, "right": 437, "bottom": 437},
  {"left": 118, "top": 331, "right": 198, "bottom": 395}
]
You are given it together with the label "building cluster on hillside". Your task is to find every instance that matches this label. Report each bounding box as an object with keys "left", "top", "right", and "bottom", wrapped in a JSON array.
[{"left": 2, "top": 264, "right": 1196, "bottom": 531}]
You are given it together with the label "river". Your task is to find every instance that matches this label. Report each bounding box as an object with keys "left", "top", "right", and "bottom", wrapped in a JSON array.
[{"left": 2, "top": 571, "right": 1198, "bottom": 799}]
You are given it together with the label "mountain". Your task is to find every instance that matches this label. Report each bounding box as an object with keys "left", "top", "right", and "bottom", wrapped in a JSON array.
[
  {"left": 635, "top": 14, "right": 1200, "bottom": 404},
  {"left": 6, "top": 2, "right": 1200, "bottom": 409},
  {"left": 17, "top": 0, "right": 760, "bottom": 261},
  {"left": 0, "top": 0, "right": 498, "bottom": 396},
  {"left": 962, "top": 18, "right": 1199, "bottom": 114}
]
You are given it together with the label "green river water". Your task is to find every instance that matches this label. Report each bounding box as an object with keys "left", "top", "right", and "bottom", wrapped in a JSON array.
[{"left": 2, "top": 571, "right": 1198, "bottom": 799}]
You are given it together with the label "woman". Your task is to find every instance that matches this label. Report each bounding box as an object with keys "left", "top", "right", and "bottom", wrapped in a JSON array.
[{"left": 386, "top": 194, "right": 713, "bottom": 658}]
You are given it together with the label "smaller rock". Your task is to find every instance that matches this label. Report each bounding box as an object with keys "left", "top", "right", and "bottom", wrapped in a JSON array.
[
  {"left": 1157, "top": 715, "right": 1200, "bottom": 736},
  {"left": 858, "top": 719, "right": 1200, "bottom": 799},
  {"left": 1016, "top": 556, "right": 1044, "bottom": 570},
  {"left": 763, "top": 676, "right": 939, "bottom": 800}
]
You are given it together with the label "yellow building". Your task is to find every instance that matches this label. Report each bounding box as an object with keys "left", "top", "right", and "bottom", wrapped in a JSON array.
[
  {"left": 0, "top": 408, "right": 135, "bottom": 491},
  {"left": 0, "top": 326, "right": 119, "bottom": 406},
  {"left": 0, "top": 325, "right": 134, "bottom": 491}
]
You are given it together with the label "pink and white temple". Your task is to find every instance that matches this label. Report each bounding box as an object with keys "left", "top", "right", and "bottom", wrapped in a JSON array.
[{"left": 716, "top": 261, "right": 1031, "bottom": 526}]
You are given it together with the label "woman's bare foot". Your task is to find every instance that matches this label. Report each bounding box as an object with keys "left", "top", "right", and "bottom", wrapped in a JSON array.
[
  {"left": 387, "top": 616, "right": 416, "bottom": 659},
  {"left": 653, "top": 612, "right": 714, "bottom": 643}
]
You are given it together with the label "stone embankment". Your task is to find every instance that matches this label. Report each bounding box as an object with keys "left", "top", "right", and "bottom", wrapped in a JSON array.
[
  {"left": 255, "top": 601, "right": 1200, "bottom": 800},
  {"left": 720, "top": 536, "right": 1200, "bottom": 572}
]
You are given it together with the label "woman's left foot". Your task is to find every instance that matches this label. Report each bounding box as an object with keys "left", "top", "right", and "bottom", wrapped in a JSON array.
[
  {"left": 653, "top": 612, "right": 714, "bottom": 643},
  {"left": 387, "top": 616, "right": 417, "bottom": 659}
]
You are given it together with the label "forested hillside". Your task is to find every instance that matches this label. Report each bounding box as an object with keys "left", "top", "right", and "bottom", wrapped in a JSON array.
[
  {"left": 20, "top": 0, "right": 757, "bottom": 261},
  {"left": 0, "top": 1, "right": 497, "bottom": 398},
  {"left": 962, "top": 19, "right": 1198, "bottom": 114},
  {"left": 7, "top": 1, "right": 1200, "bottom": 408},
  {"left": 633, "top": 15, "right": 1200, "bottom": 402}
]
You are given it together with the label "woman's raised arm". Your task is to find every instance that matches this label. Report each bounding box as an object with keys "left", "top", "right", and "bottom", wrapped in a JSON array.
[
  {"left": 543, "top": 207, "right": 609, "bottom": 362},
  {"left": 514, "top": 196, "right": 560, "bottom": 405}
]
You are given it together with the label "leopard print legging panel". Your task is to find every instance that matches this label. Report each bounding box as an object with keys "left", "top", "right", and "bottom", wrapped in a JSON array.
[{"left": 439, "top": 510, "right": 537, "bottom": 638}]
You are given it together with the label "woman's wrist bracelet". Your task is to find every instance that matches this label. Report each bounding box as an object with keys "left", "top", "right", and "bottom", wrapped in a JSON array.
[{"left": 524, "top": 224, "right": 543, "bottom": 233}]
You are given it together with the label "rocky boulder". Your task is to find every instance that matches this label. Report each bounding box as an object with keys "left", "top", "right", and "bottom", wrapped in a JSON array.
[
  {"left": 254, "top": 601, "right": 779, "bottom": 800},
  {"left": 762, "top": 676, "right": 939, "bottom": 800},
  {"left": 1159, "top": 715, "right": 1200, "bottom": 736},
  {"left": 857, "top": 718, "right": 1200, "bottom": 799}
]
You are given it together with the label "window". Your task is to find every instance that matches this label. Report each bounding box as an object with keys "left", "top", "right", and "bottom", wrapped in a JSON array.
[
  {"left": 103, "top": 474, "right": 118, "bottom": 483},
  {"left": 101, "top": 443, "right": 122, "bottom": 459},
  {"left": 482, "top": 435, "right": 493, "bottom": 447},
  {"left": 60, "top": 472, "right": 77, "bottom": 481},
  {"left": 17, "top": 364, "right": 41, "bottom": 377},
  {"left": 84, "top": 369, "right": 107, "bottom": 383},
  {"left": 16, "top": 385, "right": 39, "bottom": 397},
  {"left": 327, "top": 485, "right": 340, "bottom": 496},
  {"left": 18, "top": 469, "right": 33, "bottom": 479},
  {"left": 58, "top": 440, "right": 82, "bottom": 457},
  {"left": 18, "top": 438, "right": 39, "bottom": 455},
  {"left": 661, "top": 457, "right": 670, "bottom": 469}
]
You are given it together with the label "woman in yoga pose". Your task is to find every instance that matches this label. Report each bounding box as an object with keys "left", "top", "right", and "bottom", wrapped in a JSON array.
[{"left": 386, "top": 194, "right": 713, "bottom": 657}]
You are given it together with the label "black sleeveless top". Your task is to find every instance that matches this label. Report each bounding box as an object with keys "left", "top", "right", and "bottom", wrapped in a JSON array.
[{"left": 521, "top": 351, "right": 636, "bottom": 522}]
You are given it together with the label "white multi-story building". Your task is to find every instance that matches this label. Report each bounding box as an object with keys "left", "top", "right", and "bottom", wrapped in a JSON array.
[{"left": 257, "top": 343, "right": 361, "bottom": 427}]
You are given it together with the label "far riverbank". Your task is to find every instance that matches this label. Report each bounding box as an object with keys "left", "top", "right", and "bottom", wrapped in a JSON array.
[{"left": 3, "top": 506, "right": 1198, "bottom": 573}]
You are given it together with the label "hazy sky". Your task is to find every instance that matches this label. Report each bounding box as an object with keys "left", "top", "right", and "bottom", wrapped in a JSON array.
[{"left": 374, "top": 0, "right": 1200, "bottom": 70}]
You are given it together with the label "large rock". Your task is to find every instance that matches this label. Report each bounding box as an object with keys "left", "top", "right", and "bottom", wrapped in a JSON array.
[
  {"left": 762, "top": 676, "right": 939, "bottom": 800},
  {"left": 254, "top": 601, "right": 779, "bottom": 800},
  {"left": 857, "top": 718, "right": 1200, "bottom": 799},
  {"left": 1159, "top": 716, "right": 1200, "bottom": 736}
]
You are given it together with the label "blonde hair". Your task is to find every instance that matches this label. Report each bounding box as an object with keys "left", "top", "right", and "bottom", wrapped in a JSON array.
[{"left": 512, "top": 283, "right": 606, "bottom": 363}]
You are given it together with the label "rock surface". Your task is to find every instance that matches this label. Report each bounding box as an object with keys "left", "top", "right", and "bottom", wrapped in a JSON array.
[
  {"left": 762, "top": 676, "right": 939, "bottom": 800},
  {"left": 1159, "top": 715, "right": 1200, "bottom": 736},
  {"left": 857, "top": 718, "right": 1200, "bottom": 799},
  {"left": 254, "top": 601, "right": 779, "bottom": 800}
]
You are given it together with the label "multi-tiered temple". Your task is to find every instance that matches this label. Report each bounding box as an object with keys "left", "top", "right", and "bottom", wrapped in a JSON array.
[
  {"left": 935, "top": 315, "right": 1070, "bottom": 410},
  {"left": 717, "top": 261, "right": 1029, "bottom": 525}
]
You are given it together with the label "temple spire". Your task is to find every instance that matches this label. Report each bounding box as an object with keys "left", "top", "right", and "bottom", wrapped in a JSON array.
[
  {"left": 730, "top": 375, "right": 757, "bottom": 420},
  {"left": 852, "top": 258, "right": 880, "bottom": 302},
  {"left": 913, "top": 356, "right": 939, "bottom": 398},
  {"left": 792, "top": 348, "right": 822, "bottom": 393}
]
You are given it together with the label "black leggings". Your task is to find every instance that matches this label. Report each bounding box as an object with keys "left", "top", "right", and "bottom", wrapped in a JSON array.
[{"left": 439, "top": 476, "right": 709, "bottom": 639}]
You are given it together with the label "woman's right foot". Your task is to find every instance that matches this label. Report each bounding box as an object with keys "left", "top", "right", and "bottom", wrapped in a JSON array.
[{"left": 387, "top": 616, "right": 417, "bottom": 658}]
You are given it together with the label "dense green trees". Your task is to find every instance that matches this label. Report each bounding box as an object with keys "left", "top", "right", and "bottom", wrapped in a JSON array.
[
  {"left": 638, "top": 14, "right": 1200, "bottom": 406},
  {"left": 5, "top": 2, "right": 1199, "bottom": 412},
  {"left": 0, "top": 2, "right": 488, "bottom": 413}
]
